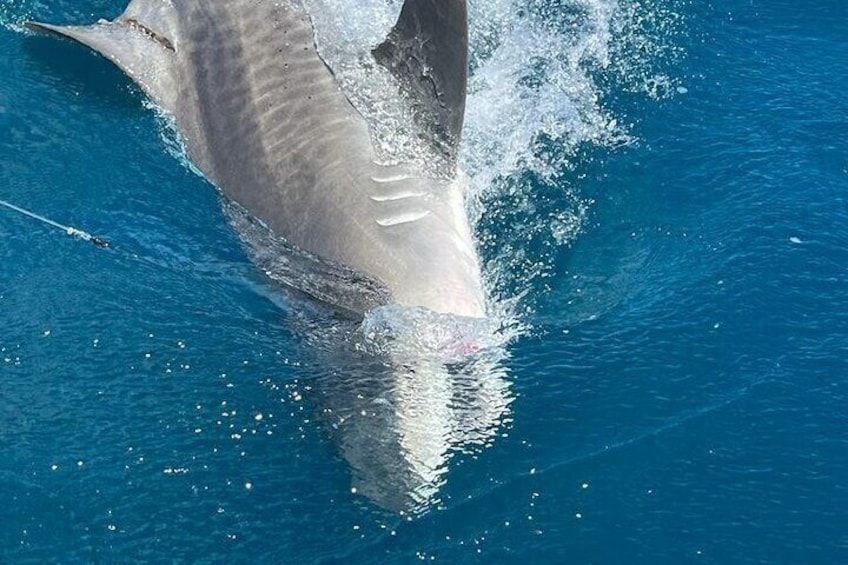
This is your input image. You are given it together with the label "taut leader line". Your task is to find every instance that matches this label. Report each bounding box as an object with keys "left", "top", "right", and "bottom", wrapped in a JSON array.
[{"left": 0, "top": 198, "right": 110, "bottom": 248}]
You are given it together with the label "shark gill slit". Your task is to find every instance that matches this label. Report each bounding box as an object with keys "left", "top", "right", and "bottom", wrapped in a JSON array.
[{"left": 375, "top": 210, "right": 432, "bottom": 227}]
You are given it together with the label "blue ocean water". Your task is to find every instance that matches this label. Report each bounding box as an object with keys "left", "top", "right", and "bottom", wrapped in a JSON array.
[{"left": 1, "top": 0, "right": 846, "bottom": 563}]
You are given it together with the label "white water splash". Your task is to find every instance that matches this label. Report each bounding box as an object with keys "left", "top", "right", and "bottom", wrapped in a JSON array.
[{"left": 306, "top": 0, "right": 682, "bottom": 183}]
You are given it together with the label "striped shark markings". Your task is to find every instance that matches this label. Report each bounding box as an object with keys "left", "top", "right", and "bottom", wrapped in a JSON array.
[{"left": 27, "top": 0, "right": 484, "bottom": 318}]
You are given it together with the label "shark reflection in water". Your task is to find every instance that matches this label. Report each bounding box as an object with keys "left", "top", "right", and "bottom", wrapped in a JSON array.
[{"left": 308, "top": 308, "right": 514, "bottom": 514}]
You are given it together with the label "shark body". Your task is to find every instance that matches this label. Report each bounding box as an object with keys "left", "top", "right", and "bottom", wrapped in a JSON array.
[{"left": 31, "top": 0, "right": 485, "bottom": 317}]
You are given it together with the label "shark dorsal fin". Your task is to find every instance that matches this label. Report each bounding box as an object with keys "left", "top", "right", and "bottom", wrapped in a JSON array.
[
  {"left": 373, "top": 0, "right": 468, "bottom": 160},
  {"left": 26, "top": 1, "right": 177, "bottom": 112}
]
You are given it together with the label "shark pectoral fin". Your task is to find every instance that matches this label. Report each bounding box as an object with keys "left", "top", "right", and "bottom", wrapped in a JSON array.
[
  {"left": 26, "top": 18, "right": 176, "bottom": 112},
  {"left": 373, "top": 0, "right": 468, "bottom": 159}
]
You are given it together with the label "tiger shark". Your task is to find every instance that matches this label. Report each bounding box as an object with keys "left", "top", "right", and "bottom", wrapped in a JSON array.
[{"left": 29, "top": 0, "right": 486, "bottom": 318}]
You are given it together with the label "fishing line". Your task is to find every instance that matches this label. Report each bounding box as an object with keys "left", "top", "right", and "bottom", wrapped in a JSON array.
[
  {"left": 0, "top": 198, "right": 111, "bottom": 248},
  {"left": 0, "top": 197, "right": 253, "bottom": 284}
]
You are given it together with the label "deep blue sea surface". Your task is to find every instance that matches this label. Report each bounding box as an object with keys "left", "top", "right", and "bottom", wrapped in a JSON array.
[{"left": 1, "top": 0, "right": 846, "bottom": 563}]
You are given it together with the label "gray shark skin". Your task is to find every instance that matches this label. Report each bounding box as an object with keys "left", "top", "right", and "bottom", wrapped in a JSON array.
[{"left": 29, "top": 0, "right": 485, "bottom": 318}]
